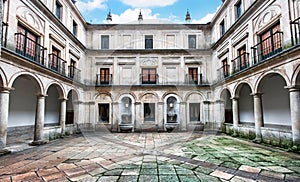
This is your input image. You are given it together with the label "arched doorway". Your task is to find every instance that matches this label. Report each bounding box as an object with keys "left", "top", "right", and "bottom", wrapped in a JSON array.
[
  {"left": 8, "top": 75, "right": 42, "bottom": 144},
  {"left": 236, "top": 84, "right": 254, "bottom": 125},
  {"left": 164, "top": 94, "right": 180, "bottom": 131},
  {"left": 258, "top": 73, "right": 291, "bottom": 128},
  {"left": 45, "top": 84, "right": 63, "bottom": 127},
  {"left": 221, "top": 89, "right": 233, "bottom": 124},
  {"left": 66, "top": 90, "right": 79, "bottom": 125},
  {"left": 118, "top": 95, "right": 135, "bottom": 132}
]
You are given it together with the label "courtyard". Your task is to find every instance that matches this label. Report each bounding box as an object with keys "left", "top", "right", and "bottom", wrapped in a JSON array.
[{"left": 0, "top": 130, "right": 300, "bottom": 182}]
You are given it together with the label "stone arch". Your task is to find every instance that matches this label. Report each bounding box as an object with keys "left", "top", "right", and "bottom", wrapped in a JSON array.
[
  {"left": 255, "top": 71, "right": 290, "bottom": 93},
  {"left": 0, "top": 66, "right": 8, "bottom": 87},
  {"left": 220, "top": 88, "right": 233, "bottom": 124},
  {"left": 219, "top": 87, "right": 233, "bottom": 101},
  {"left": 256, "top": 72, "right": 291, "bottom": 127},
  {"left": 184, "top": 91, "right": 206, "bottom": 101},
  {"left": 291, "top": 64, "right": 300, "bottom": 86},
  {"left": 45, "top": 82, "right": 65, "bottom": 99},
  {"left": 162, "top": 92, "right": 182, "bottom": 102},
  {"left": 66, "top": 89, "right": 79, "bottom": 125},
  {"left": 95, "top": 91, "right": 113, "bottom": 101},
  {"left": 139, "top": 92, "right": 159, "bottom": 101},
  {"left": 118, "top": 93, "right": 136, "bottom": 103},
  {"left": 233, "top": 81, "right": 254, "bottom": 98},
  {"left": 9, "top": 72, "right": 44, "bottom": 95}
]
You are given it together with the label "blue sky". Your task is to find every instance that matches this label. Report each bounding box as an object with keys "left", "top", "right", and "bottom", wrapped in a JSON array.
[{"left": 75, "top": 0, "right": 222, "bottom": 24}]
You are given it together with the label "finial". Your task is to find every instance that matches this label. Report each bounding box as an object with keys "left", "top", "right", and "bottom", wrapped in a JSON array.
[
  {"left": 138, "top": 9, "right": 143, "bottom": 23},
  {"left": 106, "top": 9, "right": 112, "bottom": 23},
  {"left": 185, "top": 9, "right": 191, "bottom": 23}
]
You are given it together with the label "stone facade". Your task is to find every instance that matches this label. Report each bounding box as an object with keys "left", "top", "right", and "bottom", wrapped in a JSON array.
[{"left": 1, "top": 0, "right": 300, "bottom": 150}]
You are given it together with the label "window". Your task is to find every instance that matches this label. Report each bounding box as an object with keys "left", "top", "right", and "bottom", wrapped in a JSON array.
[
  {"left": 190, "top": 103, "right": 200, "bottom": 122},
  {"left": 220, "top": 20, "right": 225, "bottom": 36},
  {"left": 55, "top": 1, "right": 62, "bottom": 20},
  {"left": 222, "top": 58, "right": 229, "bottom": 77},
  {"left": 260, "top": 23, "right": 282, "bottom": 58},
  {"left": 142, "top": 68, "right": 156, "bottom": 84},
  {"left": 188, "top": 68, "right": 198, "bottom": 84},
  {"left": 144, "top": 103, "right": 155, "bottom": 122},
  {"left": 72, "top": 20, "right": 78, "bottom": 36},
  {"left": 238, "top": 46, "right": 247, "bottom": 69},
  {"left": 235, "top": 1, "right": 242, "bottom": 19},
  {"left": 145, "top": 35, "right": 153, "bottom": 49},
  {"left": 101, "top": 35, "right": 109, "bottom": 49},
  {"left": 188, "top": 35, "right": 196, "bottom": 49},
  {"left": 16, "top": 24, "right": 39, "bottom": 61},
  {"left": 50, "top": 46, "right": 61, "bottom": 71},
  {"left": 100, "top": 68, "right": 110, "bottom": 84},
  {"left": 99, "top": 104, "right": 109, "bottom": 123}
]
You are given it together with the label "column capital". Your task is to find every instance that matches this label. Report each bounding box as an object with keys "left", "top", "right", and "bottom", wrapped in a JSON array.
[
  {"left": 251, "top": 92, "right": 263, "bottom": 97},
  {"left": 203, "top": 101, "right": 211, "bottom": 104},
  {"left": 135, "top": 102, "right": 142, "bottom": 105},
  {"left": 285, "top": 85, "right": 300, "bottom": 92},
  {"left": 36, "top": 94, "right": 47, "bottom": 98},
  {"left": 231, "top": 97, "right": 239, "bottom": 100},
  {"left": 59, "top": 97, "right": 68, "bottom": 101},
  {"left": 215, "top": 100, "right": 225, "bottom": 103},
  {"left": 0, "top": 86, "right": 13, "bottom": 93}
]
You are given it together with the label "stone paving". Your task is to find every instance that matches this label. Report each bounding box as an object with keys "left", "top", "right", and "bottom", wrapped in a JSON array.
[{"left": 1, "top": 129, "right": 300, "bottom": 182}]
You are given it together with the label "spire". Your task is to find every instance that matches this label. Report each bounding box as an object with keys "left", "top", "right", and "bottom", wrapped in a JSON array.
[
  {"left": 106, "top": 9, "right": 112, "bottom": 23},
  {"left": 185, "top": 9, "right": 191, "bottom": 24},
  {"left": 138, "top": 9, "right": 143, "bottom": 23}
]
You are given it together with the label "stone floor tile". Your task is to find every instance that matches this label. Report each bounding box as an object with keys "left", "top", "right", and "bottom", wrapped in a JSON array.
[
  {"left": 260, "top": 170, "right": 285, "bottom": 180},
  {"left": 230, "top": 176, "right": 256, "bottom": 182},
  {"left": 265, "top": 166, "right": 294, "bottom": 173},
  {"left": 159, "top": 175, "right": 179, "bottom": 182},
  {"left": 0, "top": 176, "right": 11, "bottom": 182},
  {"left": 210, "top": 170, "right": 234, "bottom": 180},
  {"left": 140, "top": 168, "right": 158, "bottom": 175},
  {"left": 177, "top": 174, "right": 200, "bottom": 182},
  {"left": 42, "top": 172, "right": 66, "bottom": 182},
  {"left": 12, "top": 171, "right": 38, "bottom": 181},
  {"left": 238, "top": 165, "right": 261, "bottom": 173},
  {"left": 89, "top": 167, "right": 107, "bottom": 176},
  {"left": 121, "top": 168, "right": 140, "bottom": 175},
  {"left": 195, "top": 172, "right": 221, "bottom": 182},
  {"left": 118, "top": 175, "right": 138, "bottom": 182},
  {"left": 37, "top": 167, "right": 60, "bottom": 176},
  {"left": 97, "top": 176, "right": 119, "bottom": 182},
  {"left": 138, "top": 175, "right": 159, "bottom": 182},
  {"left": 57, "top": 163, "right": 77, "bottom": 170},
  {"left": 103, "top": 169, "right": 123, "bottom": 176}
]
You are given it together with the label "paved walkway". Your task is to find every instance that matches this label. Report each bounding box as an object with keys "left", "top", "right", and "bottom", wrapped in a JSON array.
[{"left": 1, "top": 129, "right": 300, "bottom": 182}]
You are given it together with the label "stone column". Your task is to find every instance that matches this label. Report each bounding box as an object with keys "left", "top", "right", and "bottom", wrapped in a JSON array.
[
  {"left": 112, "top": 102, "right": 119, "bottom": 132},
  {"left": 0, "top": 88, "right": 10, "bottom": 150},
  {"left": 60, "top": 98, "right": 67, "bottom": 134},
  {"left": 180, "top": 102, "right": 187, "bottom": 131},
  {"left": 288, "top": 87, "right": 300, "bottom": 146},
  {"left": 32, "top": 94, "right": 47, "bottom": 145},
  {"left": 157, "top": 102, "right": 164, "bottom": 131},
  {"left": 232, "top": 97, "right": 239, "bottom": 135},
  {"left": 253, "top": 93, "right": 264, "bottom": 142},
  {"left": 135, "top": 102, "right": 141, "bottom": 131}
]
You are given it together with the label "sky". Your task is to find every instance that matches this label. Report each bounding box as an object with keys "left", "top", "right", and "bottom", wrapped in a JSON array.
[{"left": 75, "top": 0, "right": 222, "bottom": 24}]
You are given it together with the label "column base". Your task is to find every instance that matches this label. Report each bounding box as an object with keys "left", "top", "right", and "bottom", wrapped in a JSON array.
[
  {"left": 30, "top": 140, "right": 48, "bottom": 146},
  {"left": 0, "top": 149, "right": 11, "bottom": 156},
  {"left": 253, "top": 137, "right": 262, "bottom": 144}
]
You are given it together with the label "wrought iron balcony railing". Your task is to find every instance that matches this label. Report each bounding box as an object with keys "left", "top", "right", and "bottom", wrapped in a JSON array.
[
  {"left": 15, "top": 33, "right": 47, "bottom": 65},
  {"left": 140, "top": 74, "right": 159, "bottom": 85},
  {"left": 185, "top": 74, "right": 205, "bottom": 85},
  {"left": 217, "top": 64, "right": 230, "bottom": 81},
  {"left": 96, "top": 74, "right": 113, "bottom": 85},
  {"left": 251, "top": 31, "right": 283, "bottom": 64},
  {"left": 231, "top": 52, "right": 250, "bottom": 74},
  {"left": 291, "top": 17, "right": 300, "bottom": 45},
  {"left": 68, "top": 65, "right": 81, "bottom": 82},
  {"left": 48, "top": 54, "right": 66, "bottom": 75}
]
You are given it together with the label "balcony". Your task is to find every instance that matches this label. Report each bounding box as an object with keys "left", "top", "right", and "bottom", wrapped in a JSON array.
[
  {"left": 140, "top": 74, "right": 158, "bottom": 85},
  {"left": 15, "top": 33, "right": 47, "bottom": 65},
  {"left": 48, "top": 54, "right": 66, "bottom": 75},
  {"left": 231, "top": 52, "right": 250, "bottom": 74},
  {"left": 291, "top": 17, "right": 300, "bottom": 45},
  {"left": 185, "top": 74, "right": 205, "bottom": 85},
  {"left": 251, "top": 31, "right": 283, "bottom": 65},
  {"left": 217, "top": 64, "right": 230, "bottom": 82},
  {"left": 96, "top": 74, "right": 112, "bottom": 85},
  {"left": 68, "top": 65, "right": 81, "bottom": 82}
]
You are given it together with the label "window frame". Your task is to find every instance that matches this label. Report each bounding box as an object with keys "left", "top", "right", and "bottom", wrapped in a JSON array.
[
  {"left": 142, "top": 68, "right": 157, "bottom": 84},
  {"left": 100, "top": 68, "right": 110, "bottom": 84},
  {"left": 235, "top": 0, "right": 242, "bottom": 19},
  {"left": 188, "top": 67, "right": 198, "bottom": 84},
  {"left": 145, "top": 35, "right": 153, "bottom": 49},
  {"left": 188, "top": 35, "right": 197, "bottom": 49},
  {"left": 101, "top": 35, "right": 109, "bottom": 49},
  {"left": 72, "top": 20, "right": 78, "bottom": 36},
  {"left": 220, "top": 20, "right": 225, "bottom": 36},
  {"left": 55, "top": 0, "right": 62, "bottom": 20}
]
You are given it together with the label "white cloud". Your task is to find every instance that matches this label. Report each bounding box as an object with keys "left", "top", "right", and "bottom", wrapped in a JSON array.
[
  {"left": 104, "top": 8, "right": 160, "bottom": 24},
  {"left": 191, "top": 6, "right": 221, "bottom": 24},
  {"left": 76, "top": 0, "right": 107, "bottom": 12},
  {"left": 120, "top": 0, "right": 177, "bottom": 8}
]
